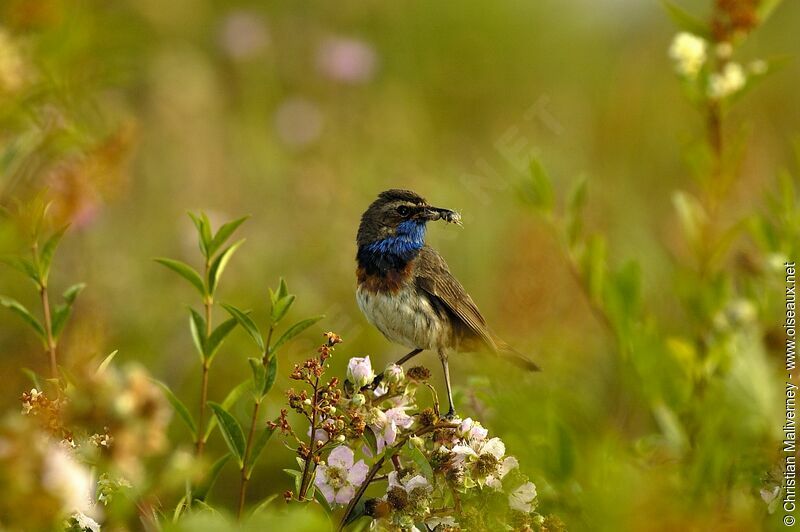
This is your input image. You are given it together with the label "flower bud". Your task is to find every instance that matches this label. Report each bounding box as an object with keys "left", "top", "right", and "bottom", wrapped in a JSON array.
[
  {"left": 351, "top": 393, "right": 366, "bottom": 407},
  {"left": 347, "top": 356, "right": 375, "bottom": 388},
  {"left": 409, "top": 435, "right": 425, "bottom": 450},
  {"left": 383, "top": 363, "right": 405, "bottom": 384}
]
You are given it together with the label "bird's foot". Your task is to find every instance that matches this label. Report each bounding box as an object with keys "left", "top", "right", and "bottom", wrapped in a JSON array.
[{"left": 442, "top": 408, "right": 457, "bottom": 421}]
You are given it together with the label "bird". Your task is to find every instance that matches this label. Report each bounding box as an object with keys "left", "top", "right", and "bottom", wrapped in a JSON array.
[{"left": 355, "top": 189, "right": 539, "bottom": 418}]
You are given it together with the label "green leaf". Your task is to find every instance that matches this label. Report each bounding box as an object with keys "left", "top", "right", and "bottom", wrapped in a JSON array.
[
  {"left": 363, "top": 427, "right": 378, "bottom": 456},
  {"left": 204, "top": 379, "right": 249, "bottom": 441},
  {"left": 249, "top": 494, "right": 279, "bottom": 518},
  {"left": 51, "top": 283, "right": 86, "bottom": 338},
  {"left": 660, "top": 1, "right": 710, "bottom": 38},
  {"left": 343, "top": 497, "right": 367, "bottom": 526},
  {"left": 208, "top": 216, "right": 249, "bottom": 257},
  {"left": 270, "top": 294, "right": 295, "bottom": 324},
  {"left": 407, "top": 443, "right": 434, "bottom": 480},
  {"left": 205, "top": 317, "right": 238, "bottom": 363},
  {"left": 276, "top": 278, "right": 289, "bottom": 300},
  {"left": 758, "top": 0, "right": 783, "bottom": 24},
  {"left": 283, "top": 468, "right": 303, "bottom": 495},
  {"left": 209, "top": 401, "right": 246, "bottom": 466},
  {"left": 154, "top": 380, "right": 197, "bottom": 437},
  {"left": 246, "top": 425, "right": 276, "bottom": 477},
  {"left": 222, "top": 303, "right": 265, "bottom": 353},
  {"left": 566, "top": 176, "right": 588, "bottom": 247},
  {"left": 96, "top": 350, "right": 118, "bottom": 375},
  {"left": 51, "top": 305, "right": 70, "bottom": 339},
  {"left": 0, "top": 256, "right": 40, "bottom": 285},
  {"left": 39, "top": 225, "right": 69, "bottom": 283},
  {"left": 194, "top": 453, "right": 231, "bottom": 502},
  {"left": 62, "top": 283, "right": 86, "bottom": 304},
  {"left": 189, "top": 308, "right": 207, "bottom": 361},
  {"left": 249, "top": 358, "right": 266, "bottom": 395},
  {"left": 188, "top": 212, "right": 211, "bottom": 258},
  {"left": 154, "top": 258, "right": 206, "bottom": 296},
  {"left": 522, "top": 157, "right": 554, "bottom": 213},
  {"left": 314, "top": 487, "right": 332, "bottom": 515},
  {"left": 0, "top": 296, "right": 46, "bottom": 343},
  {"left": 581, "top": 235, "right": 607, "bottom": 304},
  {"left": 263, "top": 355, "right": 278, "bottom": 396},
  {"left": 207, "top": 239, "right": 245, "bottom": 295},
  {"left": 270, "top": 316, "right": 324, "bottom": 354},
  {"left": 21, "top": 368, "right": 42, "bottom": 390},
  {"left": 672, "top": 191, "right": 707, "bottom": 248}
]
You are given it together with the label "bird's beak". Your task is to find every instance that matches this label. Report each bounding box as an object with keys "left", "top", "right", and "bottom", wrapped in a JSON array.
[{"left": 419, "top": 206, "right": 462, "bottom": 226}]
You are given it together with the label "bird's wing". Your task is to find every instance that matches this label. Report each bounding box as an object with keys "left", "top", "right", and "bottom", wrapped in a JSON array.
[{"left": 414, "top": 246, "right": 498, "bottom": 351}]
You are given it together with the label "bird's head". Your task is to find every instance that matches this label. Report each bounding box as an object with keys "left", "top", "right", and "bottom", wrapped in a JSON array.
[{"left": 356, "top": 189, "right": 460, "bottom": 258}]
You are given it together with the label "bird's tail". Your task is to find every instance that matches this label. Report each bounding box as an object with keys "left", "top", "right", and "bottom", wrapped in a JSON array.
[{"left": 495, "top": 339, "right": 541, "bottom": 372}]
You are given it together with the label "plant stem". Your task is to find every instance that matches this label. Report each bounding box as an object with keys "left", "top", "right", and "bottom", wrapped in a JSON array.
[
  {"left": 238, "top": 327, "right": 274, "bottom": 517},
  {"left": 238, "top": 398, "right": 261, "bottom": 519},
  {"left": 32, "top": 241, "right": 58, "bottom": 379},
  {"left": 298, "top": 377, "right": 320, "bottom": 500},
  {"left": 39, "top": 284, "right": 58, "bottom": 378},
  {"left": 196, "top": 260, "right": 213, "bottom": 456}
]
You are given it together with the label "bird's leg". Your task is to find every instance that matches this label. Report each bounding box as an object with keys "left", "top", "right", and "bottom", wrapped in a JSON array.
[
  {"left": 370, "top": 348, "right": 423, "bottom": 389},
  {"left": 439, "top": 349, "right": 456, "bottom": 419},
  {"left": 395, "top": 348, "right": 423, "bottom": 366}
]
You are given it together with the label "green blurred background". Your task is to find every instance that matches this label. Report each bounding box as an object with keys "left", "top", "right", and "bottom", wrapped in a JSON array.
[{"left": 1, "top": 0, "right": 798, "bottom": 530}]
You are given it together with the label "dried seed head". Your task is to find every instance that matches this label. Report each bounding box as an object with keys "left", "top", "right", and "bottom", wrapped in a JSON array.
[
  {"left": 406, "top": 366, "right": 431, "bottom": 382},
  {"left": 418, "top": 407, "right": 437, "bottom": 427},
  {"left": 387, "top": 486, "right": 409, "bottom": 510}
]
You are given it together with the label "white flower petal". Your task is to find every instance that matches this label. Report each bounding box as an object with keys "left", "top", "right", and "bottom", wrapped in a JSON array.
[
  {"left": 334, "top": 484, "right": 355, "bottom": 505},
  {"left": 404, "top": 475, "right": 432, "bottom": 493},
  {"left": 347, "top": 460, "right": 369, "bottom": 486},
  {"left": 480, "top": 437, "right": 506, "bottom": 460},
  {"left": 327, "top": 446, "right": 354, "bottom": 469},
  {"left": 499, "top": 456, "right": 519, "bottom": 478}
]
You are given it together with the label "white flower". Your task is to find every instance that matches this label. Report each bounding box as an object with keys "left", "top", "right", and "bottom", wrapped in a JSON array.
[
  {"left": 482, "top": 437, "right": 506, "bottom": 459},
  {"left": 669, "top": 32, "right": 707, "bottom": 78},
  {"left": 371, "top": 406, "right": 414, "bottom": 452},
  {"left": 509, "top": 482, "right": 538, "bottom": 513},
  {"left": 708, "top": 62, "right": 746, "bottom": 99},
  {"left": 42, "top": 445, "right": 94, "bottom": 514},
  {"left": 347, "top": 356, "right": 375, "bottom": 388},
  {"left": 459, "top": 418, "right": 488, "bottom": 443},
  {"left": 486, "top": 456, "right": 519, "bottom": 490},
  {"left": 314, "top": 446, "right": 368, "bottom": 505},
  {"left": 388, "top": 471, "right": 432, "bottom": 495},
  {"left": 426, "top": 516, "right": 457, "bottom": 530},
  {"left": 71, "top": 511, "right": 101, "bottom": 532}
]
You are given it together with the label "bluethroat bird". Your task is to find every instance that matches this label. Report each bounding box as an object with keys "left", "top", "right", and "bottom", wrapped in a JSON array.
[{"left": 355, "top": 189, "right": 540, "bottom": 418}]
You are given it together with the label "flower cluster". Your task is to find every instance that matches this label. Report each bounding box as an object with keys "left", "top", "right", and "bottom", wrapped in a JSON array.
[
  {"left": 20, "top": 388, "right": 74, "bottom": 446},
  {"left": 279, "top": 342, "right": 559, "bottom": 530},
  {"left": 667, "top": 0, "right": 773, "bottom": 106}
]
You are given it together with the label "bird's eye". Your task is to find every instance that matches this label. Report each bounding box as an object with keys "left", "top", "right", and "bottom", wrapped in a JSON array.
[{"left": 396, "top": 206, "right": 410, "bottom": 217}]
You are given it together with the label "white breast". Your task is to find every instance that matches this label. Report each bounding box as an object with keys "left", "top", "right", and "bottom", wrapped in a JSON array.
[{"left": 356, "top": 285, "right": 449, "bottom": 352}]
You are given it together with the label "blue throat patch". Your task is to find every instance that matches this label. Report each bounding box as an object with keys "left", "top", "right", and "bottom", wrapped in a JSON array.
[{"left": 365, "top": 220, "right": 426, "bottom": 262}]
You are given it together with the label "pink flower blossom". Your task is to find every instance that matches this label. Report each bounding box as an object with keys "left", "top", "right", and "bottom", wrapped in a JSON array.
[{"left": 314, "top": 446, "right": 368, "bottom": 505}]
